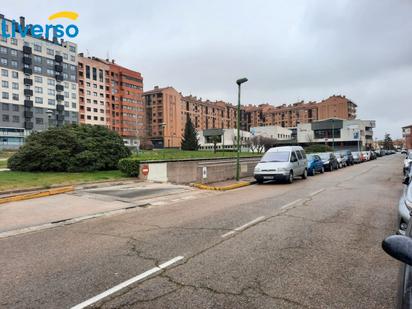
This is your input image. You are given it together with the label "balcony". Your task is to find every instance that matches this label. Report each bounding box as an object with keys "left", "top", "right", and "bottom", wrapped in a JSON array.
[
  {"left": 56, "top": 104, "right": 65, "bottom": 112},
  {"left": 24, "top": 111, "right": 34, "bottom": 118},
  {"left": 22, "top": 56, "right": 32, "bottom": 65},
  {"left": 24, "top": 89, "right": 33, "bottom": 97},
  {"left": 23, "top": 78, "right": 33, "bottom": 86},
  {"left": 24, "top": 100, "right": 33, "bottom": 108},
  {"left": 56, "top": 94, "right": 65, "bottom": 101},
  {"left": 23, "top": 46, "right": 32, "bottom": 54},
  {"left": 54, "top": 64, "right": 63, "bottom": 73},
  {"left": 24, "top": 121, "right": 34, "bottom": 130},
  {"left": 55, "top": 55, "right": 63, "bottom": 63},
  {"left": 23, "top": 67, "right": 33, "bottom": 75},
  {"left": 56, "top": 114, "right": 65, "bottom": 121},
  {"left": 56, "top": 84, "right": 64, "bottom": 92},
  {"left": 55, "top": 74, "right": 64, "bottom": 82}
]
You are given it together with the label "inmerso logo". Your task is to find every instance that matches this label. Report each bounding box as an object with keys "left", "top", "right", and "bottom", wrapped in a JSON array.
[{"left": 1, "top": 11, "right": 79, "bottom": 39}]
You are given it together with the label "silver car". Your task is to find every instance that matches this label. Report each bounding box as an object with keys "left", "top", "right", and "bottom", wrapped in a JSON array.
[{"left": 254, "top": 146, "right": 308, "bottom": 184}]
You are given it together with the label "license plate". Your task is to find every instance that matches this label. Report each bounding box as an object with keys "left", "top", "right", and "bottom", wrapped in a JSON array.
[{"left": 263, "top": 176, "right": 274, "bottom": 179}]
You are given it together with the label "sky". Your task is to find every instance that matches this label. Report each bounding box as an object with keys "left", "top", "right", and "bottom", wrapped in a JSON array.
[{"left": 3, "top": 0, "right": 412, "bottom": 139}]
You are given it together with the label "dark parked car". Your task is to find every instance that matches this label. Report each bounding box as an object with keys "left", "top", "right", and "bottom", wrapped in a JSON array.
[
  {"left": 315, "top": 152, "right": 339, "bottom": 171},
  {"left": 306, "top": 154, "right": 325, "bottom": 176},
  {"left": 383, "top": 173, "right": 412, "bottom": 308},
  {"left": 340, "top": 150, "right": 354, "bottom": 166}
]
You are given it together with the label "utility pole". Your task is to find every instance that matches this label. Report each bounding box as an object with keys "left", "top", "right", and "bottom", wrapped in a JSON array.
[{"left": 236, "top": 78, "right": 248, "bottom": 181}]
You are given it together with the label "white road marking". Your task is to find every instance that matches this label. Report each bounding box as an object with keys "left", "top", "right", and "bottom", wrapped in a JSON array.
[
  {"left": 280, "top": 199, "right": 303, "bottom": 210},
  {"left": 221, "top": 216, "right": 266, "bottom": 238},
  {"left": 309, "top": 188, "right": 325, "bottom": 197},
  {"left": 71, "top": 256, "right": 184, "bottom": 309}
]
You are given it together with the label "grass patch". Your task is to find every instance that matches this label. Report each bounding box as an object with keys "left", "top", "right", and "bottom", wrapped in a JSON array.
[
  {"left": 0, "top": 160, "right": 7, "bottom": 169},
  {"left": 0, "top": 170, "right": 127, "bottom": 192},
  {"left": 133, "top": 149, "right": 262, "bottom": 161}
]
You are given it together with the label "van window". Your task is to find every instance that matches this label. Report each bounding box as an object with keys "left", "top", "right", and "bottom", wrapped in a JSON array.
[
  {"left": 296, "top": 150, "right": 303, "bottom": 160},
  {"left": 261, "top": 151, "right": 290, "bottom": 163},
  {"left": 290, "top": 152, "right": 298, "bottom": 162},
  {"left": 300, "top": 150, "right": 307, "bottom": 159}
]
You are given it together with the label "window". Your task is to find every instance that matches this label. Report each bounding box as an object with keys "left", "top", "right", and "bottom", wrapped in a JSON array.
[
  {"left": 1, "top": 37, "right": 6, "bottom": 43},
  {"left": 71, "top": 92, "right": 76, "bottom": 99},
  {"left": 71, "top": 102, "right": 76, "bottom": 109},
  {"left": 1, "top": 69, "right": 8, "bottom": 77},
  {"left": 34, "top": 66, "right": 42, "bottom": 73},
  {"left": 12, "top": 104, "right": 19, "bottom": 112},
  {"left": 12, "top": 93, "right": 19, "bottom": 101},
  {"left": 34, "top": 44, "right": 42, "bottom": 52},
  {"left": 12, "top": 71, "right": 18, "bottom": 79},
  {"left": 47, "top": 48, "right": 54, "bottom": 56},
  {"left": 70, "top": 75, "right": 76, "bottom": 81},
  {"left": 2, "top": 115, "right": 9, "bottom": 122},
  {"left": 46, "top": 59, "right": 54, "bottom": 66},
  {"left": 34, "top": 76, "right": 43, "bottom": 83},
  {"left": 47, "top": 69, "right": 54, "bottom": 75},
  {"left": 290, "top": 152, "right": 297, "bottom": 162},
  {"left": 64, "top": 91, "right": 70, "bottom": 98},
  {"left": 63, "top": 53, "right": 68, "bottom": 60},
  {"left": 69, "top": 45, "right": 76, "bottom": 53},
  {"left": 48, "top": 99, "right": 55, "bottom": 106},
  {"left": 10, "top": 49, "right": 17, "bottom": 57},
  {"left": 0, "top": 47, "right": 7, "bottom": 54},
  {"left": 10, "top": 60, "right": 17, "bottom": 68},
  {"left": 12, "top": 115, "right": 19, "bottom": 123},
  {"left": 70, "top": 55, "right": 75, "bottom": 62},
  {"left": 1, "top": 58, "right": 7, "bottom": 65},
  {"left": 71, "top": 84, "right": 76, "bottom": 90},
  {"left": 2, "top": 103, "right": 9, "bottom": 110},
  {"left": 11, "top": 38, "right": 17, "bottom": 45},
  {"left": 2, "top": 92, "right": 9, "bottom": 100},
  {"left": 35, "top": 87, "right": 43, "bottom": 94},
  {"left": 47, "top": 79, "right": 55, "bottom": 86},
  {"left": 2, "top": 81, "right": 9, "bottom": 88},
  {"left": 35, "top": 118, "right": 44, "bottom": 125},
  {"left": 296, "top": 150, "right": 303, "bottom": 160},
  {"left": 70, "top": 65, "right": 76, "bottom": 71},
  {"left": 86, "top": 65, "right": 90, "bottom": 79},
  {"left": 34, "top": 107, "right": 43, "bottom": 114},
  {"left": 34, "top": 56, "right": 42, "bottom": 64},
  {"left": 48, "top": 89, "right": 56, "bottom": 96},
  {"left": 35, "top": 97, "right": 43, "bottom": 104}
]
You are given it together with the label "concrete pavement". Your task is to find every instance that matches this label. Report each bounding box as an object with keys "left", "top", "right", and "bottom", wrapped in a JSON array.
[{"left": 0, "top": 155, "right": 404, "bottom": 308}]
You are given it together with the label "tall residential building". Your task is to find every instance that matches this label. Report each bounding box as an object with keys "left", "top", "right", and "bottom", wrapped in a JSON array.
[
  {"left": 77, "top": 56, "right": 144, "bottom": 146},
  {"left": 78, "top": 55, "right": 109, "bottom": 126},
  {"left": 0, "top": 14, "right": 79, "bottom": 149},
  {"left": 143, "top": 86, "right": 182, "bottom": 148}
]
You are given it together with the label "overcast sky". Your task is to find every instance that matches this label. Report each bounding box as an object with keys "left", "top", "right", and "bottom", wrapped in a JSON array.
[{"left": 4, "top": 0, "right": 412, "bottom": 139}]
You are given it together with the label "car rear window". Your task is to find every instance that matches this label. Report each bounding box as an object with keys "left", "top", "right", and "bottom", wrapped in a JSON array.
[{"left": 261, "top": 151, "right": 290, "bottom": 163}]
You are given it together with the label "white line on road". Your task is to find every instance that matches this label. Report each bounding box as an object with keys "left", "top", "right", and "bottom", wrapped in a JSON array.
[
  {"left": 280, "top": 199, "right": 303, "bottom": 210},
  {"left": 221, "top": 216, "right": 266, "bottom": 238},
  {"left": 309, "top": 188, "right": 325, "bottom": 197},
  {"left": 70, "top": 256, "right": 184, "bottom": 309}
]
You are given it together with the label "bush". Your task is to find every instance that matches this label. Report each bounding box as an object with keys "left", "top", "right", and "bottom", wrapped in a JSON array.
[
  {"left": 304, "top": 144, "right": 334, "bottom": 154},
  {"left": 118, "top": 158, "right": 140, "bottom": 177},
  {"left": 8, "top": 125, "right": 131, "bottom": 172}
]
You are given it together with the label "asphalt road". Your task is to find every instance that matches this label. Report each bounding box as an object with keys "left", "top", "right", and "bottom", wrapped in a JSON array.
[{"left": 0, "top": 155, "right": 404, "bottom": 308}]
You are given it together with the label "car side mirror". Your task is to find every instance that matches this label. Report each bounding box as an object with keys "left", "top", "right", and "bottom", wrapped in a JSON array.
[
  {"left": 404, "top": 176, "right": 410, "bottom": 186},
  {"left": 382, "top": 235, "right": 412, "bottom": 266}
]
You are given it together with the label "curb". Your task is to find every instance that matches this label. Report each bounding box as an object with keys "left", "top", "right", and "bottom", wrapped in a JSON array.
[
  {"left": 193, "top": 181, "right": 255, "bottom": 191},
  {"left": 0, "top": 186, "right": 75, "bottom": 205}
]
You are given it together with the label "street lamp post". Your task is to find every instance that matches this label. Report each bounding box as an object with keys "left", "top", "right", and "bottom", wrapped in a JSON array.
[
  {"left": 332, "top": 118, "right": 335, "bottom": 151},
  {"left": 236, "top": 77, "right": 248, "bottom": 181}
]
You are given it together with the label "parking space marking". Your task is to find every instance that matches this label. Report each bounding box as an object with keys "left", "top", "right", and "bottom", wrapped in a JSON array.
[
  {"left": 221, "top": 216, "right": 266, "bottom": 238},
  {"left": 71, "top": 256, "right": 184, "bottom": 309},
  {"left": 309, "top": 188, "right": 325, "bottom": 197},
  {"left": 280, "top": 199, "right": 303, "bottom": 210}
]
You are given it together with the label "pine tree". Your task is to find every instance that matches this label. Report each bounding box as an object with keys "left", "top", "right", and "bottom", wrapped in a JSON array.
[
  {"left": 181, "top": 117, "right": 199, "bottom": 150},
  {"left": 383, "top": 133, "right": 394, "bottom": 150}
]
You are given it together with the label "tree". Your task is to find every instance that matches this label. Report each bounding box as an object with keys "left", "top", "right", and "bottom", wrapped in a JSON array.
[
  {"left": 181, "top": 118, "right": 199, "bottom": 150},
  {"left": 8, "top": 125, "right": 131, "bottom": 172},
  {"left": 210, "top": 135, "right": 220, "bottom": 153},
  {"left": 383, "top": 133, "right": 394, "bottom": 150}
]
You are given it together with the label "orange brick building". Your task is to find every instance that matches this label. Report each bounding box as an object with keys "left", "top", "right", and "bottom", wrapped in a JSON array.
[
  {"left": 403, "top": 125, "right": 412, "bottom": 149},
  {"left": 78, "top": 55, "right": 144, "bottom": 146}
]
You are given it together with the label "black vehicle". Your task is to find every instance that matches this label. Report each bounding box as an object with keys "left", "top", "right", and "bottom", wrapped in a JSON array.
[
  {"left": 383, "top": 174, "right": 412, "bottom": 308},
  {"left": 316, "top": 152, "right": 339, "bottom": 171},
  {"left": 340, "top": 150, "right": 354, "bottom": 166}
]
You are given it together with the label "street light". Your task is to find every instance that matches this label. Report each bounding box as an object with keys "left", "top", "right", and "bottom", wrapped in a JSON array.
[{"left": 236, "top": 77, "right": 248, "bottom": 181}]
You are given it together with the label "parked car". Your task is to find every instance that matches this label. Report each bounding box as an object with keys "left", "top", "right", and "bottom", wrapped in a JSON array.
[
  {"left": 315, "top": 152, "right": 339, "bottom": 171},
  {"left": 362, "top": 151, "right": 371, "bottom": 161},
  {"left": 369, "top": 151, "right": 377, "bottom": 160},
  {"left": 352, "top": 151, "right": 362, "bottom": 164},
  {"left": 334, "top": 152, "right": 347, "bottom": 168},
  {"left": 340, "top": 150, "right": 354, "bottom": 166},
  {"left": 254, "top": 146, "right": 308, "bottom": 184},
  {"left": 404, "top": 152, "right": 412, "bottom": 175},
  {"left": 402, "top": 149, "right": 408, "bottom": 155},
  {"left": 382, "top": 173, "right": 412, "bottom": 308},
  {"left": 307, "top": 154, "right": 325, "bottom": 176}
]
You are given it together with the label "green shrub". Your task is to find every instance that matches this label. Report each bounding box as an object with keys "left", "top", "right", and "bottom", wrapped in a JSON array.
[
  {"left": 8, "top": 125, "right": 131, "bottom": 172},
  {"left": 304, "top": 144, "right": 334, "bottom": 154},
  {"left": 118, "top": 158, "right": 140, "bottom": 177}
]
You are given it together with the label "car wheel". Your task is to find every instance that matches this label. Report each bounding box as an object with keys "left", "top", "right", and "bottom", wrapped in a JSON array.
[
  {"left": 320, "top": 166, "right": 325, "bottom": 174},
  {"left": 330, "top": 164, "right": 333, "bottom": 171},
  {"left": 302, "top": 169, "right": 308, "bottom": 179},
  {"left": 287, "top": 171, "right": 294, "bottom": 184},
  {"left": 308, "top": 168, "right": 314, "bottom": 176},
  {"left": 256, "top": 179, "right": 264, "bottom": 184}
]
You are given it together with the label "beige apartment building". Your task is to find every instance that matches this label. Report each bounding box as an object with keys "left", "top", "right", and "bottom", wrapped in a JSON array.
[{"left": 78, "top": 55, "right": 108, "bottom": 126}]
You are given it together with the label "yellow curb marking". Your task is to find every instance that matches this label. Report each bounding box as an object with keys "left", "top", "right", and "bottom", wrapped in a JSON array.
[
  {"left": 0, "top": 186, "right": 74, "bottom": 204},
  {"left": 193, "top": 181, "right": 251, "bottom": 191}
]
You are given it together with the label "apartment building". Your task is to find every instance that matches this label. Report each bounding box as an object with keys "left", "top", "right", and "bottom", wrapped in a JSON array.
[
  {"left": 0, "top": 15, "right": 79, "bottom": 149},
  {"left": 78, "top": 56, "right": 144, "bottom": 146},
  {"left": 78, "top": 55, "right": 108, "bottom": 126},
  {"left": 403, "top": 125, "right": 412, "bottom": 149},
  {"left": 143, "top": 86, "right": 182, "bottom": 148}
]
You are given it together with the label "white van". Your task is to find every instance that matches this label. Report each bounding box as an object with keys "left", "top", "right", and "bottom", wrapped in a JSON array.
[{"left": 254, "top": 146, "right": 308, "bottom": 184}]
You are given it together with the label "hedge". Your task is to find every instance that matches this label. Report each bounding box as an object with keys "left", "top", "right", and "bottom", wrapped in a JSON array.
[
  {"left": 118, "top": 158, "right": 140, "bottom": 177},
  {"left": 304, "top": 144, "right": 334, "bottom": 154}
]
